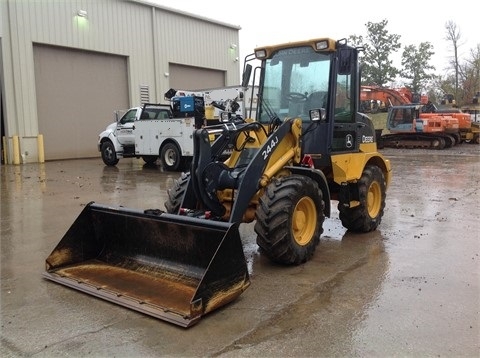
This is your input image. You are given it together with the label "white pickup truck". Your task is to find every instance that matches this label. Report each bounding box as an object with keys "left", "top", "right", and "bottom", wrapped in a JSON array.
[{"left": 98, "top": 103, "right": 196, "bottom": 171}]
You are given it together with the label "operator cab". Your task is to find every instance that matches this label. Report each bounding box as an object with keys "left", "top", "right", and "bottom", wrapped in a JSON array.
[{"left": 252, "top": 38, "right": 366, "bottom": 167}]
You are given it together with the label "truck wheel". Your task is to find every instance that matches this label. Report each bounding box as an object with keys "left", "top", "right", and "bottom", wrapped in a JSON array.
[
  {"left": 255, "top": 175, "right": 325, "bottom": 265},
  {"left": 338, "top": 165, "right": 386, "bottom": 232},
  {"left": 164, "top": 172, "right": 190, "bottom": 214},
  {"left": 142, "top": 156, "right": 157, "bottom": 165},
  {"left": 161, "top": 143, "right": 181, "bottom": 171},
  {"left": 101, "top": 141, "right": 119, "bottom": 166}
]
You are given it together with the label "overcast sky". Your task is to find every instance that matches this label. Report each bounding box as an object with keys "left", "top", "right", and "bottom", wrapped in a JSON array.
[{"left": 148, "top": 0, "right": 478, "bottom": 83}]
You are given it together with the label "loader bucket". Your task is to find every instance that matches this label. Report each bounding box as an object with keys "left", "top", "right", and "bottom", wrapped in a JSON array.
[{"left": 43, "top": 202, "right": 250, "bottom": 328}]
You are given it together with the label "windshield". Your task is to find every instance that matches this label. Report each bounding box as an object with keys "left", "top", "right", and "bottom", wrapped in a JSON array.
[{"left": 258, "top": 46, "right": 331, "bottom": 124}]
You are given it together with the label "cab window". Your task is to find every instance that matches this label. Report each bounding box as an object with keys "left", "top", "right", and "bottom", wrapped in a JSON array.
[
  {"left": 157, "top": 109, "right": 172, "bottom": 119},
  {"left": 120, "top": 109, "right": 137, "bottom": 124},
  {"left": 334, "top": 73, "right": 353, "bottom": 123}
]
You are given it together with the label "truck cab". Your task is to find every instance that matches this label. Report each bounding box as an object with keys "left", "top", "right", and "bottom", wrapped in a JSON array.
[
  {"left": 98, "top": 104, "right": 173, "bottom": 167},
  {"left": 115, "top": 107, "right": 141, "bottom": 146}
]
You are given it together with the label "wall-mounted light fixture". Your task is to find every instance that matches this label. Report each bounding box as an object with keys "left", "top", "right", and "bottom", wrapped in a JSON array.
[
  {"left": 230, "top": 44, "right": 237, "bottom": 50},
  {"left": 77, "top": 10, "right": 88, "bottom": 18}
]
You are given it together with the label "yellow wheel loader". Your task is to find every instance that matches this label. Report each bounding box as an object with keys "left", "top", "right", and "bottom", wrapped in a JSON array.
[{"left": 44, "top": 38, "right": 392, "bottom": 328}]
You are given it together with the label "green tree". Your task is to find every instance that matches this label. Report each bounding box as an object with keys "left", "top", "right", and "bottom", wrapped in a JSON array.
[
  {"left": 401, "top": 42, "right": 436, "bottom": 94},
  {"left": 349, "top": 19, "right": 401, "bottom": 86}
]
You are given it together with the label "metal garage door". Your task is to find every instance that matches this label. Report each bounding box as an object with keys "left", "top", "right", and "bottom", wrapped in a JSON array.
[
  {"left": 169, "top": 64, "right": 225, "bottom": 90},
  {"left": 33, "top": 44, "right": 129, "bottom": 160}
]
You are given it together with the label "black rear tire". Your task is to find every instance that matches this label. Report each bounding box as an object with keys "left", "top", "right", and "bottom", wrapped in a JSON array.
[
  {"left": 164, "top": 172, "right": 190, "bottom": 214},
  {"left": 101, "top": 141, "right": 119, "bottom": 166},
  {"left": 338, "top": 165, "right": 386, "bottom": 232},
  {"left": 161, "top": 143, "right": 181, "bottom": 171},
  {"left": 255, "top": 175, "right": 325, "bottom": 265}
]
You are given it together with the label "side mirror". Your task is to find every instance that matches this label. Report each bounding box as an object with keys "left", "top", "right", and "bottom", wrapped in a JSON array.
[{"left": 242, "top": 64, "right": 252, "bottom": 88}]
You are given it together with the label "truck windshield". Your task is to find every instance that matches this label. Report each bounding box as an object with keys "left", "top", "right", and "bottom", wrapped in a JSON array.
[{"left": 258, "top": 46, "right": 331, "bottom": 124}]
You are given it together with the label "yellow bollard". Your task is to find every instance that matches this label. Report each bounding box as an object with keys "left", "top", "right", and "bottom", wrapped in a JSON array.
[
  {"left": 12, "top": 135, "right": 21, "bottom": 165},
  {"left": 37, "top": 134, "right": 45, "bottom": 163}
]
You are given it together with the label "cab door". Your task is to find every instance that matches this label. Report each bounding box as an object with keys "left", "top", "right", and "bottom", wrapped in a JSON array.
[{"left": 116, "top": 108, "right": 139, "bottom": 145}]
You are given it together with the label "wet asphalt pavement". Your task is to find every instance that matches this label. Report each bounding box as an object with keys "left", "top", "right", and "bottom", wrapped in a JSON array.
[{"left": 1, "top": 145, "right": 479, "bottom": 357}]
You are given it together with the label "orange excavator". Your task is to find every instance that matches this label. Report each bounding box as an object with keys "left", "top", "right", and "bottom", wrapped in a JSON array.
[
  {"left": 361, "top": 86, "right": 465, "bottom": 149},
  {"left": 425, "top": 92, "right": 478, "bottom": 144},
  {"left": 380, "top": 104, "right": 459, "bottom": 149},
  {"left": 382, "top": 101, "right": 480, "bottom": 149},
  {"left": 422, "top": 108, "right": 474, "bottom": 144},
  {"left": 435, "top": 92, "right": 480, "bottom": 144},
  {"left": 360, "top": 85, "right": 427, "bottom": 113}
]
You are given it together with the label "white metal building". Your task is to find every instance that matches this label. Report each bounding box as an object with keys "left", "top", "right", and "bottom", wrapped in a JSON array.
[{"left": 0, "top": 0, "right": 241, "bottom": 163}]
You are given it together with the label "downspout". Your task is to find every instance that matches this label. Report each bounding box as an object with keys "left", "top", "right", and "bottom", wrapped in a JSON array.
[{"left": 151, "top": 6, "right": 159, "bottom": 102}]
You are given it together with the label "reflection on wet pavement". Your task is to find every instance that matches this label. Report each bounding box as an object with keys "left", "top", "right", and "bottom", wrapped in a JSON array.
[{"left": 1, "top": 146, "right": 479, "bottom": 357}]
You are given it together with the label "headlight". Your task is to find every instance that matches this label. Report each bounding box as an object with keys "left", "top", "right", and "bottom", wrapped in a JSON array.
[
  {"left": 255, "top": 49, "right": 267, "bottom": 59},
  {"left": 220, "top": 111, "right": 230, "bottom": 122},
  {"left": 315, "top": 40, "right": 329, "bottom": 50}
]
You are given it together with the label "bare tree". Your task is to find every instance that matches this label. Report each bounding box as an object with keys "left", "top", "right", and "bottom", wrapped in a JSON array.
[
  {"left": 444, "top": 21, "right": 461, "bottom": 100},
  {"left": 460, "top": 44, "right": 480, "bottom": 104}
]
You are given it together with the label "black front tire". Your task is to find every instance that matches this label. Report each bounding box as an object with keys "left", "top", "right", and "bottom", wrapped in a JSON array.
[
  {"left": 164, "top": 172, "right": 190, "bottom": 214},
  {"left": 338, "top": 165, "right": 386, "bottom": 232},
  {"left": 255, "top": 175, "right": 325, "bottom": 265},
  {"left": 161, "top": 143, "right": 181, "bottom": 171},
  {"left": 101, "top": 141, "right": 119, "bottom": 166}
]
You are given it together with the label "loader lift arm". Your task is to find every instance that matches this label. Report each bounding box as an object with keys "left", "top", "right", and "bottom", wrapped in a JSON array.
[{"left": 186, "top": 117, "right": 307, "bottom": 223}]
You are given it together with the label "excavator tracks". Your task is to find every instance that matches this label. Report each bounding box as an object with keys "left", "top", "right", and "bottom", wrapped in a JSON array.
[{"left": 380, "top": 133, "right": 457, "bottom": 150}]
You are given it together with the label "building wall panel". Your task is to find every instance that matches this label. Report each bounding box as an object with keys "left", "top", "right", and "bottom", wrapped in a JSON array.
[{"left": 0, "top": 0, "right": 240, "bottom": 163}]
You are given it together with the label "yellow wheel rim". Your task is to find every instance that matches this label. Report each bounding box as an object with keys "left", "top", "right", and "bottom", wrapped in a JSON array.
[
  {"left": 292, "top": 197, "right": 317, "bottom": 246},
  {"left": 367, "top": 181, "right": 382, "bottom": 219}
]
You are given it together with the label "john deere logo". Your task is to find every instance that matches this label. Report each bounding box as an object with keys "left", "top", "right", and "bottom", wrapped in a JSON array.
[{"left": 346, "top": 134, "right": 353, "bottom": 148}]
